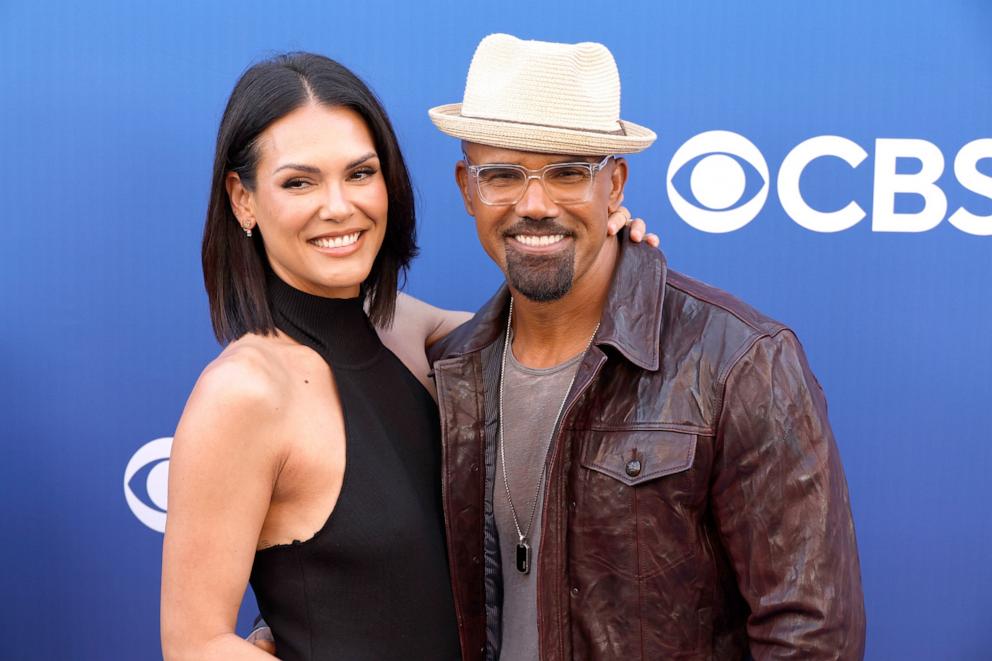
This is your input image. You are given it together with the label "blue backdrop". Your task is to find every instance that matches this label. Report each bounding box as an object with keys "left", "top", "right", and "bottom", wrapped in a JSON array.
[{"left": 2, "top": 1, "right": 989, "bottom": 658}]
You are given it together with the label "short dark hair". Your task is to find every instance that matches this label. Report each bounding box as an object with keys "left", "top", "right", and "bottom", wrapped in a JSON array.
[{"left": 202, "top": 52, "right": 417, "bottom": 344}]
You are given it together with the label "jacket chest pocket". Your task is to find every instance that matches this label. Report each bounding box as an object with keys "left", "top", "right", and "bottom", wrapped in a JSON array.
[
  {"left": 571, "top": 428, "right": 702, "bottom": 580},
  {"left": 580, "top": 428, "right": 696, "bottom": 485}
]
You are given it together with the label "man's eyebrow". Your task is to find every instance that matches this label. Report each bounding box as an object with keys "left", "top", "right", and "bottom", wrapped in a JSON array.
[
  {"left": 552, "top": 156, "right": 601, "bottom": 164},
  {"left": 467, "top": 155, "right": 600, "bottom": 166}
]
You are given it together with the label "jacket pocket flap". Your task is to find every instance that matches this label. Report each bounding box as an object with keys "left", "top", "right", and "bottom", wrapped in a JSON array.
[{"left": 580, "top": 430, "right": 697, "bottom": 486}]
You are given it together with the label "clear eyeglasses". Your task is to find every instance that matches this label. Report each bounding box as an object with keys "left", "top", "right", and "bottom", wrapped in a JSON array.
[{"left": 465, "top": 154, "right": 613, "bottom": 206}]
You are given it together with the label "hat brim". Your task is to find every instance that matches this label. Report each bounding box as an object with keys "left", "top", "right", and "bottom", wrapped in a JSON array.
[{"left": 428, "top": 103, "right": 656, "bottom": 156}]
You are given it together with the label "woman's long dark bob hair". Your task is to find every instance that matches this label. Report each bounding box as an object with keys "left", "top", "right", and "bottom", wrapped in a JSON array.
[{"left": 202, "top": 52, "right": 417, "bottom": 344}]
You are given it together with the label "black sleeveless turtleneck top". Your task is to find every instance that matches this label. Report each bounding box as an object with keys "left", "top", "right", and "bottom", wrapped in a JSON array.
[{"left": 248, "top": 274, "right": 461, "bottom": 661}]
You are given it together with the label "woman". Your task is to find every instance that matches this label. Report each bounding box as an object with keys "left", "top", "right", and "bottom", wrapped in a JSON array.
[{"left": 161, "top": 52, "right": 653, "bottom": 660}]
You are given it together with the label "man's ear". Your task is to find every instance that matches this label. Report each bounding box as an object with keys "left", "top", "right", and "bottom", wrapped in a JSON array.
[
  {"left": 454, "top": 160, "right": 476, "bottom": 217},
  {"left": 225, "top": 172, "right": 255, "bottom": 228},
  {"left": 607, "top": 157, "right": 629, "bottom": 214}
]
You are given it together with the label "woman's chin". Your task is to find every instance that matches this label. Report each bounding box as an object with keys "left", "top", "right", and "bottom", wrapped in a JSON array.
[{"left": 312, "top": 266, "right": 373, "bottom": 298}]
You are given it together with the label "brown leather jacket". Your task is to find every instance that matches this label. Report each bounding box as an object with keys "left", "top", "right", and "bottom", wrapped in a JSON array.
[{"left": 428, "top": 238, "right": 865, "bottom": 660}]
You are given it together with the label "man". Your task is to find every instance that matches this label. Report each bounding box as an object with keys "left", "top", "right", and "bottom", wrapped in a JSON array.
[{"left": 424, "top": 34, "right": 865, "bottom": 660}]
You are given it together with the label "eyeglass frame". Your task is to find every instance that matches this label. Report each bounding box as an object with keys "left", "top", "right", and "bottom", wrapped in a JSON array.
[{"left": 463, "top": 154, "right": 614, "bottom": 206}]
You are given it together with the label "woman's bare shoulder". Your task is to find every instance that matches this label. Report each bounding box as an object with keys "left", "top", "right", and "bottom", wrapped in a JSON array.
[
  {"left": 174, "top": 332, "right": 310, "bottom": 457},
  {"left": 195, "top": 335, "right": 295, "bottom": 405}
]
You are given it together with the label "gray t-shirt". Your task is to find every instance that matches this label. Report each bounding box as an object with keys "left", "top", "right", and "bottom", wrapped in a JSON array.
[{"left": 494, "top": 344, "right": 582, "bottom": 661}]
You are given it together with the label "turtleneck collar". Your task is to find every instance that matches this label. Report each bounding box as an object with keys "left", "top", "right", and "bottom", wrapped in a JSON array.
[{"left": 266, "top": 270, "right": 382, "bottom": 369}]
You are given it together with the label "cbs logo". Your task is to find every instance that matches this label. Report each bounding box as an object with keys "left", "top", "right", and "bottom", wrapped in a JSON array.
[
  {"left": 123, "top": 437, "right": 172, "bottom": 533},
  {"left": 666, "top": 131, "right": 770, "bottom": 233},
  {"left": 666, "top": 131, "right": 992, "bottom": 235}
]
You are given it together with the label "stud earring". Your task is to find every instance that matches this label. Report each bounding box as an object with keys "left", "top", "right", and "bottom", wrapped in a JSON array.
[{"left": 242, "top": 223, "right": 253, "bottom": 238}]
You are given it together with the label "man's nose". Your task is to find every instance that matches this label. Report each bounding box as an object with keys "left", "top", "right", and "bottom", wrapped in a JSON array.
[{"left": 514, "top": 176, "right": 559, "bottom": 220}]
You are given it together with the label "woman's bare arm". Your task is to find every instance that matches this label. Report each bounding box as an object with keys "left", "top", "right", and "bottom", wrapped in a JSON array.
[
  {"left": 376, "top": 294, "right": 472, "bottom": 399},
  {"left": 424, "top": 300, "right": 474, "bottom": 349},
  {"left": 161, "top": 348, "right": 287, "bottom": 660}
]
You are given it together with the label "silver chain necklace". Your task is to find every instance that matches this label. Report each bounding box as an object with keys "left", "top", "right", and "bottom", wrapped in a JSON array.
[{"left": 497, "top": 297, "right": 600, "bottom": 574}]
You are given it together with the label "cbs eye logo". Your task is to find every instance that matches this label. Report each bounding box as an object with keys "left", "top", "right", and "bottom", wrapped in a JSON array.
[
  {"left": 123, "top": 437, "right": 172, "bottom": 533},
  {"left": 666, "top": 130, "right": 770, "bottom": 233}
]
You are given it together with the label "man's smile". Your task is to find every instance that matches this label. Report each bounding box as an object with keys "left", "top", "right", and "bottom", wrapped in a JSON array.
[{"left": 509, "top": 233, "right": 568, "bottom": 251}]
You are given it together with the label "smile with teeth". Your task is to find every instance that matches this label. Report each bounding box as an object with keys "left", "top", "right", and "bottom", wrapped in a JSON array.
[
  {"left": 310, "top": 231, "right": 362, "bottom": 249},
  {"left": 512, "top": 234, "right": 566, "bottom": 247}
]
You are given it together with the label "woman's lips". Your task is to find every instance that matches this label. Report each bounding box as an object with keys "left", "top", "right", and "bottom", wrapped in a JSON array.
[{"left": 308, "top": 230, "right": 365, "bottom": 255}]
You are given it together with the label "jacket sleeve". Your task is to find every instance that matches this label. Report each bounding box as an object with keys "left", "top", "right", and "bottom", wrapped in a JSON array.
[{"left": 711, "top": 329, "right": 865, "bottom": 660}]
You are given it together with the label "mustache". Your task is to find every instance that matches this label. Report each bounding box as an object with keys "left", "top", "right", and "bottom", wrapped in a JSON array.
[{"left": 502, "top": 218, "right": 573, "bottom": 237}]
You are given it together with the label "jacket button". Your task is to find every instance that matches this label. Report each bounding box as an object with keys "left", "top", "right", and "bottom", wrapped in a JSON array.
[
  {"left": 625, "top": 459, "right": 642, "bottom": 477},
  {"left": 570, "top": 586, "right": 580, "bottom": 596},
  {"left": 470, "top": 463, "right": 479, "bottom": 472}
]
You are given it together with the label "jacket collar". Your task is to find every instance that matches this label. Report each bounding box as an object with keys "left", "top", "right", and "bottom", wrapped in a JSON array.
[
  {"left": 438, "top": 232, "right": 667, "bottom": 372},
  {"left": 596, "top": 236, "right": 666, "bottom": 370}
]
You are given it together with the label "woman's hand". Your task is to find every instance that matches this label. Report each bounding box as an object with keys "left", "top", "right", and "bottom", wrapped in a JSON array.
[
  {"left": 247, "top": 625, "right": 276, "bottom": 655},
  {"left": 607, "top": 206, "right": 660, "bottom": 248}
]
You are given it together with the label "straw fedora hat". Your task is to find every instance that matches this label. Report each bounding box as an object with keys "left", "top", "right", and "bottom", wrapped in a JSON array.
[{"left": 429, "top": 33, "right": 656, "bottom": 156}]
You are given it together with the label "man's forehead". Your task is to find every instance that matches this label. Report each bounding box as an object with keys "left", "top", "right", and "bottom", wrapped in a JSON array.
[{"left": 461, "top": 141, "right": 604, "bottom": 165}]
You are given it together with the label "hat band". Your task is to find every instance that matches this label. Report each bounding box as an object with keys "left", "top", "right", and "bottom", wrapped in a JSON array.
[{"left": 458, "top": 110, "right": 628, "bottom": 136}]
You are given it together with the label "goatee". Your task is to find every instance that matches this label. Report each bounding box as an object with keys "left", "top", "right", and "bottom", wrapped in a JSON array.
[{"left": 505, "top": 243, "right": 575, "bottom": 302}]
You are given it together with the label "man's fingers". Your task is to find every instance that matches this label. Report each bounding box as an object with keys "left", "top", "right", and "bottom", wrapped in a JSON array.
[{"left": 646, "top": 232, "right": 660, "bottom": 248}]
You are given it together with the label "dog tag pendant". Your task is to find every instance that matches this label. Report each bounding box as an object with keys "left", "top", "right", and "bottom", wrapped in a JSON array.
[{"left": 515, "top": 539, "right": 532, "bottom": 574}]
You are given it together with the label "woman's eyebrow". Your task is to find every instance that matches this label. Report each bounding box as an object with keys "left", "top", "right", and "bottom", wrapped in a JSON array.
[
  {"left": 346, "top": 152, "right": 377, "bottom": 169},
  {"left": 272, "top": 152, "right": 377, "bottom": 175},
  {"left": 273, "top": 163, "right": 321, "bottom": 175}
]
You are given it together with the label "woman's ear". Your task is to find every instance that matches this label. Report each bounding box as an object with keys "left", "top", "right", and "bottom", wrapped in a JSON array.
[{"left": 225, "top": 172, "right": 255, "bottom": 229}]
